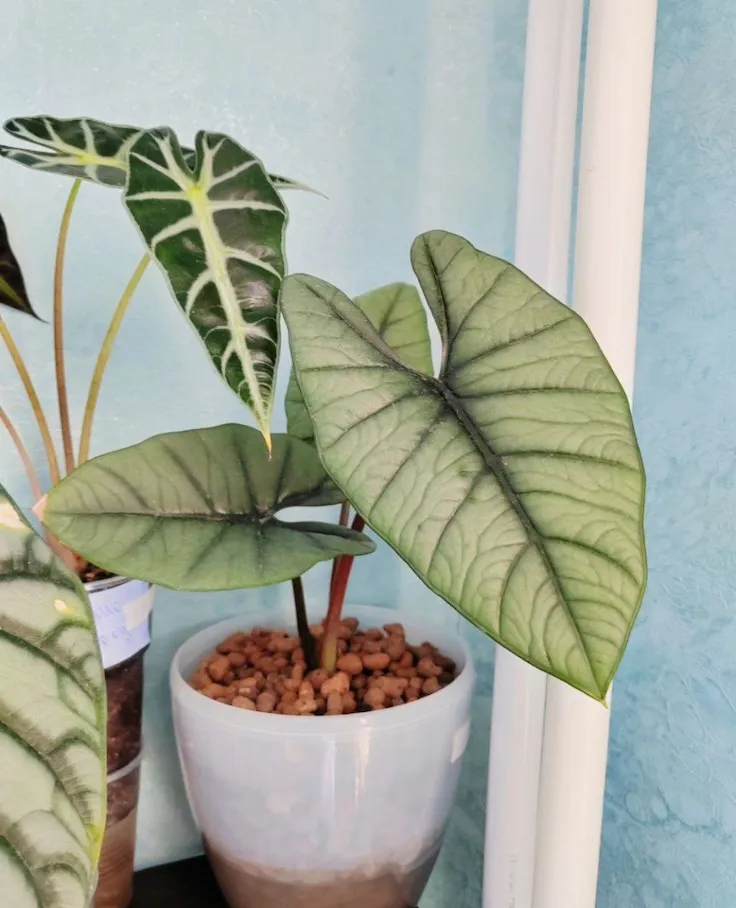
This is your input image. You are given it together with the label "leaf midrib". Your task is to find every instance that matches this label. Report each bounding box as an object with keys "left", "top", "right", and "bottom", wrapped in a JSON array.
[
  {"left": 430, "top": 376, "right": 598, "bottom": 684},
  {"left": 189, "top": 144, "right": 270, "bottom": 430}
]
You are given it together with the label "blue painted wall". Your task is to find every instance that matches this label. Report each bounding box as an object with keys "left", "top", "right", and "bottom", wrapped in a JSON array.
[
  {"left": 600, "top": 4, "right": 736, "bottom": 906},
  {"left": 1, "top": 1, "right": 734, "bottom": 905}
]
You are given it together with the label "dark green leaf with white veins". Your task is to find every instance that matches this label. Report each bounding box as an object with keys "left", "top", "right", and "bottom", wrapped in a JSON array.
[
  {"left": 0, "top": 211, "right": 39, "bottom": 318},
  {"left": 0, "top": 115, "right": 145, "bottom": 186},
  {"left": 0, "top": 484, "right": 106, "bottom": 908},
  {"left": 282, "top": 231, "right": 647, "bottom": 701},
  {"left": 0, "top": 116, "right": 308, "bottom": 195},
  {"left": 124, "top": 129, "right": 287, "bottom": 444},
  {"left": 286, "top": 282, "right": 433, "bottom": 442},
  {"left": 42, "top": 425, "right": 375, "bottom": 592}
]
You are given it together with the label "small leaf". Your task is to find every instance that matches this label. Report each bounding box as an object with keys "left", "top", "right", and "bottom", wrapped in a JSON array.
[
  {"left": 42, "top": 425, "right": 376, "bottom": 592},
  {"left": 0, "top": 211, "right": 39, "bottom": 318},
  {"left": 0, "top": 483, "right": 106, "bottom": 908},
  {"left": 286, "top": 282, "right": 433, "bottom": 443},
  {"left": 124, "top": 128, "right": 287, "bottom": 444},
  {"left": 282, "top": 231, "right": 647, "bottom": 702}
]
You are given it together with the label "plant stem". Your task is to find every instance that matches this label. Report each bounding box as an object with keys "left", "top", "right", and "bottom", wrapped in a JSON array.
[
  {"left": 0, "top": 403, "right": 44, "bottom": 502},
  {"left": 322, "top": 512, "right": 366, "bottom": 674},
  {"left": 330, "top": 500, "right": 352, "bottom": 594},
  {"left": 53, "top": 178, "right": 82, "bottom": 476},
  {"left": 78, "top": 255, "right": 150, "bottom": 464},
  {"left": 292, "top": 576, "right": 318, "bottom": 671},
  {"left": 0, "top": 315, "right": 61, "bottom": 485}
]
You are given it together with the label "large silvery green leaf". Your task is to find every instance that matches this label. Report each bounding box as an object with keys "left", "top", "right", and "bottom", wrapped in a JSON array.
[
  {"left": 0, "top": 211, "right": 39, "bottom": 318},
  {"left": 42, "top": 425, "right": 376, "bottom": 592},
  {"left": 286, "top": 282, "right": 433, "bottom": 442},
  {"left": 282, "top": 231, "right": 647, "bottom": 701},
  {"left": 0, "top": 484, "right": 106, "bottom": 908},
  {"left": 124, "top": 129, "right": 287, "bottom": 445},
  {"left": 0, "top": 116, "right": 309, "bottom": 195}
]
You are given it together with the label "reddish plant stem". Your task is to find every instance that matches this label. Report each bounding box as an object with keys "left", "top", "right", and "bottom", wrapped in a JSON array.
[
  {"left": 330, "top": 500, "right": 352, "bottom": 592},
  {"left": 292, "top": 576, "right": 318, "bottom": 671},
  {"left": 322, "top": 513, "right": 366, "bottom": 674}
]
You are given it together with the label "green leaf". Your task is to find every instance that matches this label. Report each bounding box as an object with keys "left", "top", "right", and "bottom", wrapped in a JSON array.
[
  {"left": 285, "top": 372, "right": 317, "bottom": 443},
  {"left": 123, "top": 128, "right": 287, "bottom": 444},
  {"left": 282, "top": 230, "right": 647, "bottom": 701},
  {"left": 286, "top": 282, "right": 433, "bottom": 443},
  {"left": 0, "top": 211, "right": 39, "bottom": 318},
  {"left": 1, "top": 116, "right": 308, "bottom": 197},
  {"left": 0, "top": 484, "right": 106, "bottom": 908},
  {"left": 0, "top": 115, "right": 144, "bottom": 186},
  {"left": 42, "top": 425, "right": 376, "bottom": 592}
]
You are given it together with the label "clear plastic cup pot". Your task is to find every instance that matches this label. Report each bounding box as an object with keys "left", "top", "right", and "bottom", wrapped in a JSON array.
[{"left": 87, "top": 576, "right": 154, "bottom": 908}]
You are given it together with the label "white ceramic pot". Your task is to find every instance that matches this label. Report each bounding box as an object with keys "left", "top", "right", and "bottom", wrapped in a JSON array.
[{"left": 171, "top": 604, "right": 475, "bottom": 908}]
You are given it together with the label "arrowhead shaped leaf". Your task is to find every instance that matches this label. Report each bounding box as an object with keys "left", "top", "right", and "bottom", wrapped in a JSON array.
[
  {"left": 282, "top": 231, "right": 647, "bottom": 701},
  {"left": 286, "top": 282, "right": 433, "bottom": 442},
  {"left": 0, "top": 211, "right": 39, "bottom": 318},
  {"left": 42, "top": 425, "right": 376, "bottom": 592},
  {"left": 0, "top": 115, "right": 145, "bottom": 186},
  {"left": 0, "top": 484, "right": 106, "bottom": 908},
  {"left": 0, "top": 116, "right": 308, "bottom": 197},
  {"left": 124, "top": 129, "right": 287, "bottom": 443}
]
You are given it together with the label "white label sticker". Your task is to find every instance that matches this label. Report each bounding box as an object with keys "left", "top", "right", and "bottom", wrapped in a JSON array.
[
  {"left": 124, "top": 587, "right": 154, "bottom": 631},
  {"left": 89, "top": 579, "right": 153, "bottom": 669}
]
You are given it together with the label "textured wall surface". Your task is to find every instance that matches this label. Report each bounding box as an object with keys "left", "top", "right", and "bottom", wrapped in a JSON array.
[
  {"left": 599, "top": 3, "right": 736, "bottom": 906},
  {"left": 1, "top": 1, "right": 734, "bottom": 905}
]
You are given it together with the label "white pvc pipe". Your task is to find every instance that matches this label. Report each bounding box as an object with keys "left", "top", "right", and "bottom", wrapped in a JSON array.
[
  {"left": 532, "top": 3, "right": 658, "bottom": 908},
  {"left": 483, "top": 3, "right": 584, "bottom": 907}
]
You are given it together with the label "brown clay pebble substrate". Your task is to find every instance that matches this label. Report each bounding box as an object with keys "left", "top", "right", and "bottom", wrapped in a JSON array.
[{"left": 189, "top": 619, "right": 457, "bottom": 715}]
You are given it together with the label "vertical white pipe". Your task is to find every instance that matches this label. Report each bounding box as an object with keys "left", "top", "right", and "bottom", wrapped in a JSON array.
[
  {"left": 532, "top": 3, "right": 658, "bottom": 908},
  {"left": 483, "top": 3, "right": 584, "bottom": 907}
]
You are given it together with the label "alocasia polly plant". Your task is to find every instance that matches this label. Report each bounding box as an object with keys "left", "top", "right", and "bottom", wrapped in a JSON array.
[
  {"left": 0, "top": 483, "right": 106, "bottom": 908},
  {"left": 0, "top": 115, "right": 308, "bottom": 191},
  {"left": 0, "top": 114, "right": 305, "bottom": 450},
  {"left": 124, "top": 128, "right": 288, "bottom": 443}
]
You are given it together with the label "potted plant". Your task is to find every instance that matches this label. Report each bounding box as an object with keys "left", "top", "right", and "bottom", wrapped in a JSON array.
[
  {"left": 36, "top": 220, "right": 646, "bottom": 907},
  {"left": 0, "top": 483, "right": 106, "bottom": 908},
  {"left": 0, "top": 113, "right": 307, "bottom": 907}
]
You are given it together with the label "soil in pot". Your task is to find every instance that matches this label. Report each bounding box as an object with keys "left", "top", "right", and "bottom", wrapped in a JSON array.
[
  {"left": 94, "top": 761, "right": 141, "bottom": 908},
  {"left": 188, "top": 618, "right": 458, "bottom": 715},
  {"left": 95, "top": 652, "right": 146, "bottom": 908}
]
